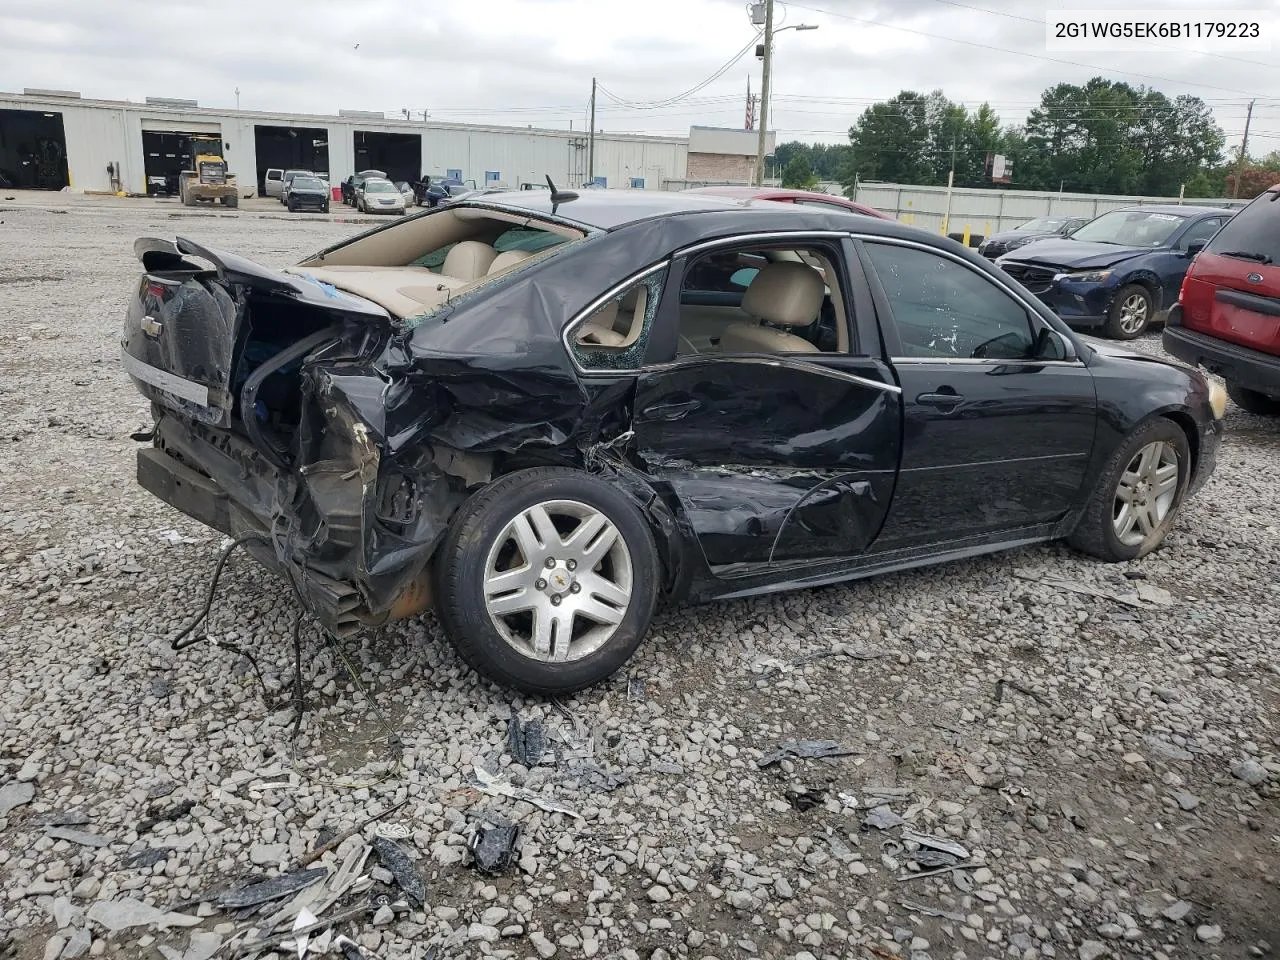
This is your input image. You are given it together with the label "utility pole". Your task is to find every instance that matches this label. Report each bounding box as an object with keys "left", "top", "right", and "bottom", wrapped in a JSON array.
[
  {"left": 1232, "top": 98, "right": 1255, "bottom": 199},
  {"left": 588, "top": 78, "right": 597, "bottom": 186},
  {"left": 942, "top": 132, "right": 956, "bottom": 235},
  {"left": 754, "top": 0, "right": 774, "bottom": 186}
]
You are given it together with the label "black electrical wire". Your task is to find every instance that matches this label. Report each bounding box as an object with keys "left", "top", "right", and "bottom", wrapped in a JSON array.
[{"left": 169, "top": 533, "right": 273, "bottom": 700}]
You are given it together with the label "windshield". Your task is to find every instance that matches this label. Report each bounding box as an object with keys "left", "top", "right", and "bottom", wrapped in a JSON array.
[
  {"left": 1204, "top": 191, "right": 1279, "bottom": 264},
  {"left": 1016, "top": 217, "right": 1067, "bottom": 232},
  {"left": 365, "top": 181, "right": 396, "bottom": 193},
  {"left": 293, "top": 178, "right": 323, "bottom": 190},
  {"left": 1070, "top": 210, "right": 1187, "bottom": 247}
]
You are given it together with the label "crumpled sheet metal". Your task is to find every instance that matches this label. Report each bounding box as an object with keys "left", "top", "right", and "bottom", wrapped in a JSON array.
[{"left": 757, "top": 739, "right": 858, "bottom": 768}]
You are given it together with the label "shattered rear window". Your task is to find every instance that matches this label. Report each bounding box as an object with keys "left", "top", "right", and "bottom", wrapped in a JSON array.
[{"left": 570, "top": 268, "right": 668, "bottom": 371}]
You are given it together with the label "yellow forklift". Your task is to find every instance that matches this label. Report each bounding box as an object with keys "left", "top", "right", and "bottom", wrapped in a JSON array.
[{"left": 177, "top": 136, "right": 239, "bottom": 208}]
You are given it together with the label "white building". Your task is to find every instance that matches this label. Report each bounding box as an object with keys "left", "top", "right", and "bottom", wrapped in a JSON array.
[{"left": 0, "top": 88, "right": 693, "bottom": 197}]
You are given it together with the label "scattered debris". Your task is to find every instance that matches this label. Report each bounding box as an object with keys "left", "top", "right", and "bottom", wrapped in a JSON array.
[
  {"left": 757, "top": 739, "right": 857, "bottom": 768},
  {"left": 627, "top": 675, "right": 647, "bottom": 702},
  {"left": 1014, "top": 570, "right": 1173, "bottom": 610},
  {"left": 124, "top": 848, "right": 173, "bottom": 869},
  {"left": 758, "top": 645, "right": 889, "bottom": 677},
  {"left": 216, "top": 867, "right": 328, "bottom": 910},
  {"left": 0, "top": 781, "right": 35, "bottom": 816},
  {"left": 862, "top": 807, "right": 906, "bottom": 831},
  {"left": 297, "top": 798, "right": 408, "bottom": 867},
  {"left": 897, "top": 862, "right": 972, "bottom": 882},
  {"left": 137, "top": 798, "right": 195, "bottom": 834},
  {"left": 901, "top": 828, "right": 971, "bottom": 861},
  {"left": 650, "top": 761, "right": 684, "bottom": 776},
  {"left": 471, "top": 760, "right": 583, "bottom": 819},
  {"left": 157, "top": 529, "right": 199, "bottom": 545},
  {"left": 900, "top": 898, "right": 967, "bottom": 922},
  {"left": 370, "top": 836, "right": 425, "bottom": 907},
  {"left": 863, "top": 786, "right": 913, "bottom": 802},
  {"left": 784, "top": 786, "right": 827, "bottom": 811},
  {"left": 373, "top": 822, "right": 410, "bottom": 840},
  {"left": 468, "top": 815, "right": 522, "bottom": 874},
  {"left": 508, "top": 711, "right": 548, "bottom": 767},
  {"left": 44, "top": 826, "right": 111, "bottom": 848},
  {"left": 85, "top": 897, "right": 201, "bottom": 932}
]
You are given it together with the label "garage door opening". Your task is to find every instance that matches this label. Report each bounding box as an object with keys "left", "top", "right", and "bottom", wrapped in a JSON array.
[
  {"left": 0, "top": 109, "right": 69, "bottom": 190},
  {"left": 253, "top": 125, "right": 330, "bottom": 195},
  {"left": 353, "top": 131, "right": 421, "bottom": 186},
  {"left": 142, "top": 130, "right": 224, "bottom": 197}
]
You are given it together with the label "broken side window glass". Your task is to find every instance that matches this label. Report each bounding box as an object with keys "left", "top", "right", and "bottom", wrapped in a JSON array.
[{"left": 570, "top": 267, "right": 668, "bottom": 372}]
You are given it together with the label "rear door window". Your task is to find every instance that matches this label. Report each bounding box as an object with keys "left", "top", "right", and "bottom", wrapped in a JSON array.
[{"left": 1203, "top": 192, "right": 1280, "bottom": 264}]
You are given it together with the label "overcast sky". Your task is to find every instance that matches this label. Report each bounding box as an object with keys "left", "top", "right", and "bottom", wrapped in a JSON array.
[{"left": 3, "top": 0, "right": 1278, "bottom": 152}]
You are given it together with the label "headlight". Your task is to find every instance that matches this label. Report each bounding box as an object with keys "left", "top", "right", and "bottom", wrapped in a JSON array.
[
  {"left": 1005, "top": 236, "right": 1033, "bottom": 249},
  {"left": 1057, "top": 269, "right": 1112, "bottom": 283},
  {"left": 1207, "top": 379, "right": 1227, "bottom": 419}
]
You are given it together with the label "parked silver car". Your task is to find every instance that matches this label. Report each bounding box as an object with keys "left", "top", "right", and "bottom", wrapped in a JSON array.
[{"left": 355, "top": 178, "right": 406, "bottom": 214}]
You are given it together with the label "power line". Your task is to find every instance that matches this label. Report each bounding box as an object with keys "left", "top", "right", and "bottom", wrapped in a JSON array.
[
  {"left": 785, "top": 2, "right": 1271, "bottom": 99},
  {"left": 597, "top": 31, "right": 763, "bottom": 109}
]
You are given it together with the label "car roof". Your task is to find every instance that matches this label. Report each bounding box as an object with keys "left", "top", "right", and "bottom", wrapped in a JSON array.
[
  {"left": 452, "top": 188, "right": 752, "bottom": 229},
  {"left": 1109, "top": 204, "right": 1233, "bottom": 217}
]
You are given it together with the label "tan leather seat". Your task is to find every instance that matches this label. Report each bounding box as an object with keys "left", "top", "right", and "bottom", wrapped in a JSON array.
[
  {"left": 719, "top": 260, "right": 823, "bottom": 354},
  {"left": 441, "top": 240, "right": 497, "bottom": 280},
  {"left": 487, "top": 249, "right": 534, "bottom": 274}
]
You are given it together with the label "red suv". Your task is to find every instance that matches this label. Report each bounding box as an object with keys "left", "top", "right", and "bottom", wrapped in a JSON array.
[{"left": 1164, "top": 184, "right": 1280, "bottom": 415}]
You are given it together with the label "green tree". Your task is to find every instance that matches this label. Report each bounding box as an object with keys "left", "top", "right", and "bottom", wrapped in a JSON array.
[
  {"left": 844, "top": 91, "right": 933, "bottom": 185},
  {"left": 781, "top": 154, "right": 819, "bottom": 189}
]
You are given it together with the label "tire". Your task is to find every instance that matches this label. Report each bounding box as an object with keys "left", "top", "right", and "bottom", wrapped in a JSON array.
[
  {"left": 1068, "top": 418, "right": 1192, "bottom": 562},
  {"left": 1104, "top": 283, "right": 1154, "bottom": 340},
  {"left": 323, "top": 202, "right": 330, "bottom": 213},
  {"left": 287, "top": 199, "right": 296, "bottom": 212},
  {"left": 434, "top": 467, "right": 661, "bottom": 695},
  {"left": 1226, "top": 382, "right": 1280, "bottom": 416},
  {"left": 224, "top": 195, "right": 238, "bottom": 209}
]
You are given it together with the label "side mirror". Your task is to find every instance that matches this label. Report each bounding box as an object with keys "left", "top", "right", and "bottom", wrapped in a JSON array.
[
  {"left": 1033, "top": 325, "right": 1076, "bottom": 361},
  {"left": 1185, "top": 239, "right": 1207, "bottom": 258}
]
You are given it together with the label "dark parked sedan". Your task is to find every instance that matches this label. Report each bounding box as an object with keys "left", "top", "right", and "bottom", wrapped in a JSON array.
[
  {"left": 995, "top": 205, "right": 1233, "bottom": 339},
  {"left": 977, "top": 215, "right": 1086, "bottom": 259},
  {"left": 284, "top": 176, "right": 330, "bottom": 213},
  {"left": 120, "top": 189, "right": 1225, "bottom": 694}
]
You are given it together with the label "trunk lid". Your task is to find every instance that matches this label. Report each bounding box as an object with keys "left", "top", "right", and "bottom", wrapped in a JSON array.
[{"left": 121, "top": 237, "right": 387, "bottom": 427}]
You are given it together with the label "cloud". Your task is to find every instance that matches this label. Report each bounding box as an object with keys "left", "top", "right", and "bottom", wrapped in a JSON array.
[{"left": 1, "top": 0, "right": 1276, "bottom": 146}]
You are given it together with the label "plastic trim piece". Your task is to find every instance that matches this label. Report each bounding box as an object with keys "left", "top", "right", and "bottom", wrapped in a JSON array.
[{"left": 120, "top": 349, "right": 211, "bottom": 407}]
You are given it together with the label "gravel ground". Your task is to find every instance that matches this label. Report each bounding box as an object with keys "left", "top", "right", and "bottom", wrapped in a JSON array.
[{"left": 0, "top": 199, "right": 1277, "bottom": 960}]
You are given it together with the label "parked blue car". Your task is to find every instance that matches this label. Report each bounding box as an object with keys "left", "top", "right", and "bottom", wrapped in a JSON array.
[{"left": 995, "top": 205, "right": 1234, "bottom": 339}]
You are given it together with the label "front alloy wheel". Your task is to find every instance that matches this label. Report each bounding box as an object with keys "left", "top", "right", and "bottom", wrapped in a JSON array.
[
  {"left": 1105, "top": 284, "right": 1154, "bottom": 339},
  {"left": 436, "top": 468, "right": 660, "bottom": 694},
  {"left": 1112, "top": 440, "right": 1179, "bottom": 547},
  {"left": 1068, "top": 418, "right": 1190, "bottom": 561}
]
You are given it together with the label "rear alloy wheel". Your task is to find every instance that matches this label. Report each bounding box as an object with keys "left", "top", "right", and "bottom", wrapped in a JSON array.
[
  {"left": 1104, "top": 284, "right": 1154, "bottom": 340},
  {"left": 435, "top": 468, "right": 660, "bottom": 694},
  {"left": 1226, "top": 382, "right": 1280, "bottom": 416},
  {"left": 1068, "top": 418, "right": 1191, "bottom": 561}
]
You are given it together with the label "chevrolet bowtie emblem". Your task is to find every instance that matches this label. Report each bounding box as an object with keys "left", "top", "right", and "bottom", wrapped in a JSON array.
[{"left": 141, "top": 316, "right": 163, "bottom": 337}]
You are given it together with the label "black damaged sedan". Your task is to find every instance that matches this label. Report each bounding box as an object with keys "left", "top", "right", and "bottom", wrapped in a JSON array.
[{"left": 121, "top": 188, "right": 1225, "bottom": 694}]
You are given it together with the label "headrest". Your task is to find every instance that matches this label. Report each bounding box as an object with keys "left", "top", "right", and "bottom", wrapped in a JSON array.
[
  {"left": 741, "top": 260, "right": 824, "bottom": 327},
  {"left": 442, "top": 241, "right": 497, "bottom": 280},
  {"left": 487, "top": 249, "right": 534, "bottom": 274}
]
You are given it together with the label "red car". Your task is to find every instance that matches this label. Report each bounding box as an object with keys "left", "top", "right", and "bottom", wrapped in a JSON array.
[
  {"left": 682, "top": 185, "right": 892, "bottom": 219},
  {"left": 1163, "top": 183, "right": 1280, "bottom": 415}
]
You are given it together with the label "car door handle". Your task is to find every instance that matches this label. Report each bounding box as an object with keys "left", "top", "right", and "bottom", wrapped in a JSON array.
[
  {"left": 916, "top": 391, "right": 964, "bottom": 408},
  {"left": 642, "top": 399, "right": 702, "bottom": 421}
]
